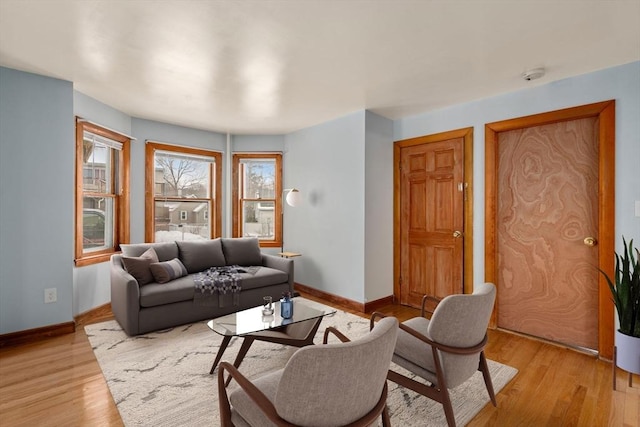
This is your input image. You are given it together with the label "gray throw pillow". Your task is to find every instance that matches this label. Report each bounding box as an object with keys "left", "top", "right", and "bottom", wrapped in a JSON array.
[
  {"left": 221, "top": 237, "right": 262, "bottom": 266},
  {"left": 121, "top": 247, "right": 159, "bottom": 285},
  {"left": 120, "top": 242, "right": 179, "bottom": 262},
  {"left": 176, "top": 238, "right": 226, "bottom": 273},
  {"left": 149, "top": 258, "right": 188, "bottom": 284}
]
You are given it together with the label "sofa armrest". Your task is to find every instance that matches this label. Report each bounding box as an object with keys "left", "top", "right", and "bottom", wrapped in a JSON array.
[
  {"left": 261, "top": 254, "right": 294, "bottom": 293},
  {"left": 110, "top": 254, "right": 141, "bottom": 336}
]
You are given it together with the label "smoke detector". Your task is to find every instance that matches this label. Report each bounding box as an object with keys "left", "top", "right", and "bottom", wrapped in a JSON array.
[{"left": 521, "top": 67, "right": 546, "bottom": 81}]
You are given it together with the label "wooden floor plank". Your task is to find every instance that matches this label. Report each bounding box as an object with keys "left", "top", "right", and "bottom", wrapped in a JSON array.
[{"left": 0, "top": 293, "right": 638, "bottom": 426}]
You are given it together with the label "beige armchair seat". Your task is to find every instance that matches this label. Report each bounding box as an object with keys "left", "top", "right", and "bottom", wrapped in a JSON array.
[
  {"left": 218, "top": 316, "right": 399, "bottom": 427},
  {"left": 372, "top": 282, "right": 497, "bottom": 427}
]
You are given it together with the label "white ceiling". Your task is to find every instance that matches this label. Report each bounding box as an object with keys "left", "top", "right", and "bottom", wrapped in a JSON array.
[{"left": 1, "top": 0, "right": 639, "bottom": 135}]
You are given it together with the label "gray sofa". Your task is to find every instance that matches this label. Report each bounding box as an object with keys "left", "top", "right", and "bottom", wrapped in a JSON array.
[{"left": 110, "top": 237, "right": 293, "bottom": 336}]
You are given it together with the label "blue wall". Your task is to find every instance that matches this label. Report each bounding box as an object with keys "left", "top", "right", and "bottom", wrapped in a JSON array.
[
  {"left": 74, "top": 91, "right": 132, "bottom": 134},
  {"left": 232, "top": 134, "right": 284, "bottom": 153},
  {"left": 281, "top": 111, "right": 394, "bottom": 303},
  {"left": 284, "top": 111, "right": 367, "bottom": 301},
  {"left": 0, "top": 67, "right": 74, "bottom": 333},
  {"left": 364, "top": 111, "right": 394, "bottom": 302}
]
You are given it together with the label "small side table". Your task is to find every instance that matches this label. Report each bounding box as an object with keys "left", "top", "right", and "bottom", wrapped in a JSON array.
[
  {"left": 278, "top": 252, "right": 301, "bottom": 258},
  {"left": 278, "top": 252, "right": 301, "bottom": 296}
]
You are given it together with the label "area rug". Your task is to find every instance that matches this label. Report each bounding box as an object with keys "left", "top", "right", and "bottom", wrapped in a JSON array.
[{"left": 86, "top": 300, "right": 517, "bottom": 426}]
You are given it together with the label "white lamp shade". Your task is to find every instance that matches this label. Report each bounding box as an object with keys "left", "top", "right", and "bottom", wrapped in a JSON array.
[{"left": 285, "top": 189, "right": 301, "bottom": 207}]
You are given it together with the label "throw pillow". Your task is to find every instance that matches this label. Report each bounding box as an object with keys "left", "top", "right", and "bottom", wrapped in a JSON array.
[
  {"left": 176, "top": 239, "right": 226, "bottom": 273},
  {"left": 121, "top": 242, "right": 179, "bottom": 262},
  {"left": 149, "top": 258, "right": 188, "bottom": 284},
  {"left": 121, "top": 247, "right": 159, "bottom": 285},
  {"left": 221, "top": 237, "right": 262, "bottom": 266}
]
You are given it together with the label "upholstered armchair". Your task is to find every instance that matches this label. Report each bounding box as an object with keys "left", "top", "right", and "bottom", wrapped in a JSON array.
[
  {"left": 371, "top": 282, "right": 497, "bottom": 427},
  {"left": 218, "top": 316, "right": 399, "bottom": 427}
]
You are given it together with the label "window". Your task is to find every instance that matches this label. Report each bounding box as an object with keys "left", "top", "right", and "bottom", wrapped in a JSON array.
[
  {"left": 75, "top": 119, "right": 130, "bottom": 266},
  {"left": 145, "top": 142, "right": 222, "bottom": 242},
  {"left": 232, "top": 153, "right": 282, "bottom": 247}
]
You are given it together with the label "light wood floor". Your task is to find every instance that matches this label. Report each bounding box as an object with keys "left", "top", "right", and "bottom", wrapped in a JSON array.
[{"left": 1, "top": 293, "right": 638, "bottom": 426}]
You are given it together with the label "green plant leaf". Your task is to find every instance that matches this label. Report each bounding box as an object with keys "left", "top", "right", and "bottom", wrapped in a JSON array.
[{"left": 601, "top": 237, "right": 640, "bottom": 338}]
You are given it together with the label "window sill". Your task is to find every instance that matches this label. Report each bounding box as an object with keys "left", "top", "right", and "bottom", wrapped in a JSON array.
[
  {"left": 259, "top": 241, "right": 283, "bottom": 249},
  {"left": 75, "top": 252, "right": 117, "bottom": 267}
]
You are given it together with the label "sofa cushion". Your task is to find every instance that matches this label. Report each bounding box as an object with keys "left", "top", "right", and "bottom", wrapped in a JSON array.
[
  {"left": 236, "top": 267, "right": 288, "bottom": 291},
  {"left": 176, "top": 239, "right": 226, "bottom": 273},
  {"left": 139, "top": 275, "right": 196, "bottom": 307},
  {"left": 121, "top": 242, "right": 179, "bottom": 262},
  {"left": 121, "top": 247, "right": 159, "bottom": 286},
  {"left": 222, "top": 237, "right": 262, "bottom": 266},
  {"left": 150, "top": 258, "right": 188, "bottom": 284}
]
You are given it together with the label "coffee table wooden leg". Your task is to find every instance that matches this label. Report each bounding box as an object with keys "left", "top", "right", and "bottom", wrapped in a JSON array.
[
  {"left": 210, "top": 335, "right": 232, "bottom": 375},
  {"left": 233, "top": 337, "right": 256, "bottom": 370},
  {"left": 224, "top": 337, "right": 255, "bottom": 387},
  {"left": 299, "top": 318, "right": 322, "bottom": 346}
]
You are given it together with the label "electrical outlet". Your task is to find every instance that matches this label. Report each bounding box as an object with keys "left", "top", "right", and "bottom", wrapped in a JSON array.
[{"left": 44, "top": 288, "right": 57, "bottom": 304}]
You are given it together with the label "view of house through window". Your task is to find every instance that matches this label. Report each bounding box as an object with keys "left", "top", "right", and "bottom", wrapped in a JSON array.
[
  {"left": 146, "top": 143, "right": 222, "bottom": 242},
  {"left": 82, "top": 133, "right": 116, "bottom": 251},
  {"left": 75, "top": 119, "right": 130, "bottom": 266},
  {"left": 233, "top": 153, "right": 282, "bottom": 247}
]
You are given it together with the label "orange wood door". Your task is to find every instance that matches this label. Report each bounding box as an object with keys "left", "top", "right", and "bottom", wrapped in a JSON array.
[
  {"left": 497, "top": 118, "right": 599, "bottom": 350},
  {"left": 399, "top": 138, "right": 464, "bottom": 308}
]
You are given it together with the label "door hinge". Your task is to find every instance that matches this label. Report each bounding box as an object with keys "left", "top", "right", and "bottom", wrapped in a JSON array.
[{"left": 458, "top": 182, "right": 469, "bottom": 201}]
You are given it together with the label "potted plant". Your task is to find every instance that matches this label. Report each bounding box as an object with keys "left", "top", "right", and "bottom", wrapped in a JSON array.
[{"left": 601, "top": 237, "right": 640, "bottom": 380}]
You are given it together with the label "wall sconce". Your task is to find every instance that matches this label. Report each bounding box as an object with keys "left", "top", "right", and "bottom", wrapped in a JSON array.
[{"left": 284, "top": 188, "right": 301, "bottom": 207}]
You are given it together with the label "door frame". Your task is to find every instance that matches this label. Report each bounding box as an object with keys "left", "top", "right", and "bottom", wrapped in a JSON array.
[
  {"left": 394, "top": 127, "right": 474, "bottom": 301},
  {"left": 484, "top": 100, "right": 615, "bottom": 359}
]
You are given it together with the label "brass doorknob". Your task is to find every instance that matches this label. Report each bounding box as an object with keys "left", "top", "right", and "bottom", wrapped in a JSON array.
[
  {"left": 583, "top": 237, "right": 597, "bottom": 247},
  {"left": 453, "top": 230, "right": 463, "bottom": 238}
]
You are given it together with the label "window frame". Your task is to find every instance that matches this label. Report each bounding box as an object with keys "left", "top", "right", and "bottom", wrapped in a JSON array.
[
  {"left": 145, "top": 141, "right": 222, "bottom": 242},
  {"left": 232, "top": 153, "right": 283, "bottom": 248},
  {"left": 74, "top": 119, "right": 130, "bottom": 266}
]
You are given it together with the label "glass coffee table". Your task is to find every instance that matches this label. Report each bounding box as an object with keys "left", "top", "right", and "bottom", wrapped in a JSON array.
[{"left": 207, "top": 298, "right": 337, "bottom": 379}]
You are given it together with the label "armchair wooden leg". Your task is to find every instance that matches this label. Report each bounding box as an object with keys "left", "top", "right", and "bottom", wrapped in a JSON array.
[
  {"left": 381, "top": 405, "right": 391, "bottom": 427},
  {"left": 479, "top": 351, "right": 497, "bottom": 406},
  {"left": 388, "top": 369, "right": 457, "bottom": 426},
  {"left": 441, "top": 387, "right": 456, "bottom": 427}
]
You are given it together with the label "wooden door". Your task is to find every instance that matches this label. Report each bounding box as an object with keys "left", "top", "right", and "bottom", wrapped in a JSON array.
[
  {"left": 398, "top": 137, "right": 464, "bottom": 308},
  {"left": 484, "top": 101, "right": 615, "bottom": 359},
  {"left": 497, "top": 118, "right": 600, "bottom": 350}
]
